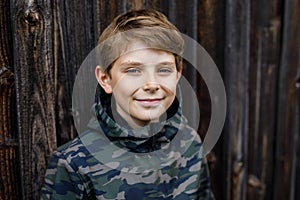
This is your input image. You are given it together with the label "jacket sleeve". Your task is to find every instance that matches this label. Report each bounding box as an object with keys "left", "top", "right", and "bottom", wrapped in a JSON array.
[
  {"left": 40, "top": 151, "right": 88, "bottom": 200},
  {"left": 198, "top": 157, "right": 215, "bottom": 200}
]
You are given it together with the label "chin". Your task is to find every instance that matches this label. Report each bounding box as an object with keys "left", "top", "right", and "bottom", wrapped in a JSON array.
[{"left": 135, "top": 114, "right": 163, "bottom": 123}]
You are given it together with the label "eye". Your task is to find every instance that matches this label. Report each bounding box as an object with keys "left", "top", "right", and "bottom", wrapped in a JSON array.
[
  {"left": 158, "top": 68, "right": 173, "bottom": 73},
  {"left": 125, "top": 68, "right": 141, "bottom": 74}
]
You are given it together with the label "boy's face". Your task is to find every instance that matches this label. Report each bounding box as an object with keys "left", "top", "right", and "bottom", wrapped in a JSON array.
[{"left": 96, "top": 41, "right": 182, "bottom": 128}]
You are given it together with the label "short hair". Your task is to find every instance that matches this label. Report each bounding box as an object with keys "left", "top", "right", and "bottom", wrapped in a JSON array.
[{"left": 97, "top": 9, "right": 184, "bottom": 73}]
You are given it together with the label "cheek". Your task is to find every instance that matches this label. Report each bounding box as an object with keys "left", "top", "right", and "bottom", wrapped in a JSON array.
[
  {"left": 159, "top": 78, "right": 178, "bottom": 94},
  {"left": 112, "top": 78, "right": 140, "bottom": 96}
]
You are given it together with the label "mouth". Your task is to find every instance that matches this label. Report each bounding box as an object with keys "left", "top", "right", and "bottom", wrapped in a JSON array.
[{"left": 134, "top": 98, "right": 163, "bottom": 107}]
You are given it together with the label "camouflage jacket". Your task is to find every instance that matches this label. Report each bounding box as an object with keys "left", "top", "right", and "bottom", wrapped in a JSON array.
[{"left": 41, "top": 99, "right": 215, "bottom": 199}]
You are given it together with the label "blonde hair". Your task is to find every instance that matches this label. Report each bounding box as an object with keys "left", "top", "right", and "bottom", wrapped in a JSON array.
[{"left": 97, "top": 9, "right": 184, "bottom": 73}]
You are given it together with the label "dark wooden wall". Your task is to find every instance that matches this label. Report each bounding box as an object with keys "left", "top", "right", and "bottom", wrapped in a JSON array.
[{"left": 0, "top": 0, "right": 299, "bottom": 199}]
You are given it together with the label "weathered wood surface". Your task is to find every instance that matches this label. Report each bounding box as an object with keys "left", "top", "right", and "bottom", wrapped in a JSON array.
[
  {"left": 52, "top": 0, "right": 97, "bottom": 146},
  {"left": 196, "top": 1, "right": 225, "bottom": 198},
  {"left": 11, "top": 0, "right": 56, "bottom": 199},
  {"left": 273, "top": 0, "right": 300, "bottom": 199},
  {"left": 247, "top": 0, "right": 283, "bottom": 199},
  {"left": 0, "top": 70, "right": 20, "bottom": 200},
  {"left": 0, "top": 0, "right": 20, "bottom": 199},
  {"left": 295, "top": 6, "right": 300, "bottom": 199},
  {"left": 1, "top": 0, "right": 300, "bottom": 199},
  {"left": 223, "top": 0, "right": 250, "bottom": 199}
]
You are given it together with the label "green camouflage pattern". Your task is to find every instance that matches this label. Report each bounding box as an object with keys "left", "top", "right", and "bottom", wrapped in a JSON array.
[{"left": 41, "top": 103, "right": 214, "bottom": 199}]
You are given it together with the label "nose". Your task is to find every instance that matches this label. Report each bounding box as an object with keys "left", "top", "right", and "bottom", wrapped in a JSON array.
[{"left": 142, "top": 82, "right": 160, "bottom": 93}]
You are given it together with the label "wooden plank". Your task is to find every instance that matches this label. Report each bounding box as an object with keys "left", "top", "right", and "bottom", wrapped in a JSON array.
[
  {"left": 0, "top": 0, "right": 20, "bottom": 199},
  {"left": 295, "top": 34, "right": 300, "bottom": 199},
  {"left": 273, "top": 0, "right": 300, "bottom": 199},
  {"left": 247, "top": 0, "right": 283, "bottom": 199},
  {"left": 295, "top": 6, "right": 300, "bottom": 199},
  {"left": 0, "top": 72, "right": 20, "bottom": 200},
  {"left": 196, "top": 1, "right": 225, "bottom": 199},
  {"left": 11, "top": 0, "right": 55, "bottom": 199},
  {"left": 52, "top": 0, "right": 97, "bottom": 146},
  {"left": 223, "top": 0, "right": 250, "bottom": 199},
  {"left": 0, "top": 0, "right": 13, "bottom": 70}
]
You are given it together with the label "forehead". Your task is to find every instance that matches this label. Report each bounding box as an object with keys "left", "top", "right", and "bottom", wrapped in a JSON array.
[{"left": 115, "top": 40, "right": 175, "bottom": 66}]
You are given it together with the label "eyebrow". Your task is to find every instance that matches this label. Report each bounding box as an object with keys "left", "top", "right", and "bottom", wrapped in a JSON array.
[
  {"left": 119, "top": 61, "right": 175, "bottom": 68},
  {"left": 157, "top": 62, "right": 176, "bottom": 67},
  {"left": 119, "top": 62, "right": 143, "bottom": 68}
]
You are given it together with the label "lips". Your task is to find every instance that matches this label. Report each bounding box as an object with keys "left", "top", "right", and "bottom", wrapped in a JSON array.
[{"left": 134, "top": 98, "right": 163, "bottom": 107}]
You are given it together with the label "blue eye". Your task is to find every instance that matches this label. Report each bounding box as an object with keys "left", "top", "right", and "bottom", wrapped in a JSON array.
[
  {"left": 159, "top": 68, "right": 172, "bottom": 73},
  {"left": 126, "top": 68, "right": 140, "bottom": 73}
]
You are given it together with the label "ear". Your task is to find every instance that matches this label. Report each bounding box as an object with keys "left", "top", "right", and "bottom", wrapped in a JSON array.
[{"left": 95, "top": 66, "right": 113, "bottom": 94}]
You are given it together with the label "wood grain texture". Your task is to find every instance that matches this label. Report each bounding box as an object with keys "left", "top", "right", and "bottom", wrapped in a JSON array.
[
  {"left": 0, "top": 70, "right": 20, "bottom": 200},
  {"left": 11, "top": 0, "right": 56, "bottom": 198},
  {"left": 295, "top": 6, "right": 300, "bottom": 198},
  {"left": 223, "top": 0, "right": 250, "bottom": 199},
  {"left": 0, "top": 0, "right": 20, "bottom": 199},
  {"left": 196, "top": 1, "right": 225, "bottom": 198},
  {"left": 295, "top": 31, "right": 300, "bottom": 199},
  {"left": 52, "top": 0, "right": 97, "bottom": 146},
  {"left": 247, "top": 0, "right": 283, "bottom": 199},
  {"left": 0, "top": 0, "right": 13, "bottom": 70},
  {"left": 273, "top": 0, "right": 300, "bottom": 199}
]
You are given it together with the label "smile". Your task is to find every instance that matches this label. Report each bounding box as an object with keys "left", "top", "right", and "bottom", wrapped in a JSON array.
[{"left": 135, "top": 98, "right": 163, "bottom": 107}]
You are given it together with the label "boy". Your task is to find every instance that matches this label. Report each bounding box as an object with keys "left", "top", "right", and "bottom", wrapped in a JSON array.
[{"left": 41, "top": 9, "right": 214, "bottom": 199}]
